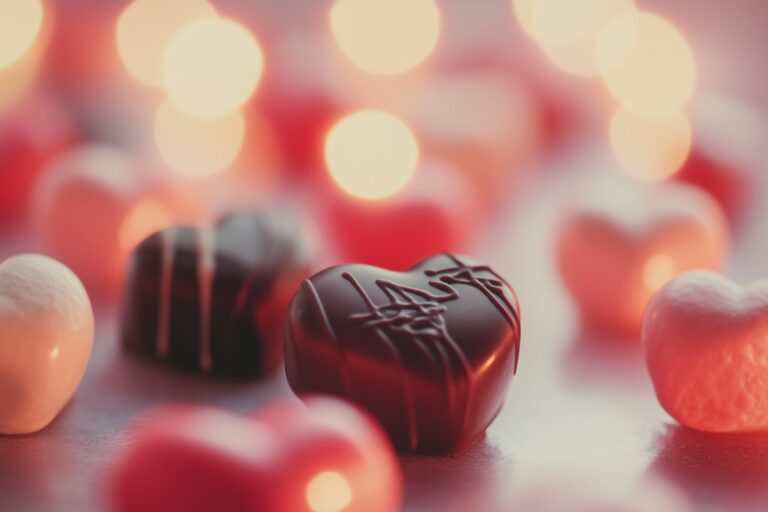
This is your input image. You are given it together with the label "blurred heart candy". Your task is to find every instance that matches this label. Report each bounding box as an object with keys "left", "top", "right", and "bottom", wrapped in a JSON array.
[
  {"left": 46, "top": 0, "right": 122, "bottom": 91},
  {"left": 108, "top": 397, "right": 402, "bottom": 512},
  {"left": 643, "top": 270, "right": 768, "bottom": 432},
  {"left": 0, "top": 254, "right": 93, "bottom": 434},
  {"left": 0, "top": 92, "right": 76, "bottom": 226},
  {"left": 32, "top": 144, "right": 200, "bottom": 296},
  {"left": 121, "top": 211, "right": 310, "bottom": 378},
  {"left": 557, "top": 179, "right": 728, "bottom": 335},
  {"left": 256, "top": 30, "right": 342, "bottom": 179},
  {"left": 675, "top": 93, "right": 766, "bottom": 220},
  {"left": 405, "top": 71, "right": 541, "bottom": 205},
  {"left": 322, "top": 159, "right": 478, "bottom": 271}
]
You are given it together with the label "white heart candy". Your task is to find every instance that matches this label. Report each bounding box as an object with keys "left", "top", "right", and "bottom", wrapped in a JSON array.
[{"left": 0, "top": 254, "right": 93, "bottom": 434}]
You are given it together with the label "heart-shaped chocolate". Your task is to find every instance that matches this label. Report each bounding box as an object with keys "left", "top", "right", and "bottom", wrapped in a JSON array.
[
  {"left": 643, "top": 270, "right": 768, "bottom": 432},
  {"left": 121, "top": 211, "right": 309, "bottom": 377},
  {"left": 109, "top": 397, "right": 402, "bottom": 512},
  {"left": 285, "top": 253, "right": 521, "bottom": 454}
]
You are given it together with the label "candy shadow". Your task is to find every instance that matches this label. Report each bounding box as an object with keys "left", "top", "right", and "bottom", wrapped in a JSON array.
[
  {"left": 0, "top": 421, "right": 88, "bottom": 512},
  {"left": 560, "top": 325, "right": 647, "bottom": 390},
  {"left": 94, "top": 349, "right": 292, "bottom": 415},
  {"left": 399, "top": 438, "right": 513, "bottom": 512},
  {"left": 649, "top": 424, "right": 768, "bottom": 509}
]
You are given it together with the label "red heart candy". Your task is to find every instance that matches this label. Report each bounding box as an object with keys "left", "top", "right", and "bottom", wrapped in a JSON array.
[
  {"left": 285, "top": 253, "right": 521, "bottom": 454},
  {"left": 108, "top": 396, "right": 401, "bottom": 512},
  {"left": 643, "top": 271, "right": 768, "bottom": 433},
  {"left": 557, "top": 180, "right": 728, "bottom": 334},
  {"left": 321, "top": 159, "right": 477, "bottom": 271},
  {"left": 0, "top": 93, "right": 76, "bottom": 226}
]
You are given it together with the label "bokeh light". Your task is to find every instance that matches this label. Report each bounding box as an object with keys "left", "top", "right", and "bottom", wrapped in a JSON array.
[
  {"left": 0, "top": 0, "right": 44, "bottom": 71},
  {"left": 162, "top": 17, "right": 264, "bottom": 119},
  {"left": 324, "top": 109, "right": 419, "bottom": 201},
  {"left": 597, "top": 12, "right": 696, "bottom": 116},
  {"left": 329, "top": 0, "right": 441, "bottom": 75},
  {"left": 610, "top": 107, "right": 691, "bottom": 181},
  {"left": 154, "top": 99, "right": 245, "bottom": 177},
  {"left": 305, "top": 471, "right": 352, "bottom": 512},
  {"left": 642, "top": 253, "right": 677, "bottom": 293},
  {"left": 511, "top": 0, "right": 536, "bottom": 37},
  {"left": 0, "top": 20, "right": 47, "bottom": 115},
  {"left": 116, "top": 0, "right": 217, "bottom": 87},
  {"left": 534, "top": 0, "right": 636, "bottom": 76},
  {"left": 530, "top": 0, "right": 633, "bottom": 48}
]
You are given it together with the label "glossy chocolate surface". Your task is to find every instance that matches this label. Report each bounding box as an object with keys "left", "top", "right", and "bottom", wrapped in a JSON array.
[
  {"left": 122, "top": 212, "right": 309, "bottom": 377},
  {"left": 285, "top": 253, "right": 521, "bottom": 454}
]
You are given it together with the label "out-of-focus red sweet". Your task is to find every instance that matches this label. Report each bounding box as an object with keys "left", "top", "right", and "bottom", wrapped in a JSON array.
[
  {"left": 443, "top": 45, "right": 581, "bottom": 156},
  {"left": 322, "top": 159, "right": 478, "bottom": 270},
  {"left": 250, "top": 396, "right": 402, "bottom": 512},
  {"left": 108, "top": 397, "right": 402, "bottom": 512},
  {"left": 46, "top": 0, "right": 122, "bottom": 91},
  {"left": 557, "top": 179, "right": 728, "bottom": 335},
  {"left": 256, "top": 31, "right": 342, "bottom": 180},
  {"left": 675, "top": 93, "right": 767, "bottom": 221},
  {"left": 32, "top": 144, "right": 200, "bottom": 297},
  {"left": 675, "top": 149, "right": 748, "bottom": 221},
  {"left": 235, "top": 108, "right": 283, "bottom": 189},
  {"left": 643, "top": 271, "right": 768, "bottom": 433},
  {"left": 0, "top": 93, "right": 76, "bottom": 227},
  {"left": 403, "top": 71, "right": 541, "bottom": 206}
]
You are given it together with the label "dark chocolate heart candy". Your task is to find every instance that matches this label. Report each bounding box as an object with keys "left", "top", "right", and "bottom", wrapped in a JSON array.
[
  {"left": 121, "top": 211, "right": 309, "bottom": 377},
  {"left": 285, "top": 253, "right": 521, "bottom": 454}
]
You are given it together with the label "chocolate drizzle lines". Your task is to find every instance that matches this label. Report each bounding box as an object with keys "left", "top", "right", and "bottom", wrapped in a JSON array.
[
  {"left": 155, "top": 228, "right": 175, "bottom": 359},
  {"left": 342, "top": 272, "right": 421, "bottom": 450},
  {"left": 425, "top": 254, "right": 520, "bottom": 331},
  {"left": 426, "top": 253, "right": 521, "bottom": 371},
  {"left": 340, "top": 254, "right": 521, "bottom": 450},
  {"left": 303, "top": 279, "right": 354, "bottom": 399},
  {"left": 197, "top": 227, "right": 215, "bottom": 373}
]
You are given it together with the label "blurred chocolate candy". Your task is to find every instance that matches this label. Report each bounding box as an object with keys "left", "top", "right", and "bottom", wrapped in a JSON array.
[{"left": 122, "top": 212, "right": 310, "bottom": 377}]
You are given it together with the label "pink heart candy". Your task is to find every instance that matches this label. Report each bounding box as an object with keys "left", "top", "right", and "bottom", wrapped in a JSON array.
[
  {"left": 32, "top": 144, "right": 200, "bottom": 297},
  {"left": 108, "top": 396, "right": 402, "bottom": 512},
  {"left": 557, "top": 180, "right": 728, "bottom": 334},
  {"left": 643, "top": 270, "right": 768, "bottom": 432}
]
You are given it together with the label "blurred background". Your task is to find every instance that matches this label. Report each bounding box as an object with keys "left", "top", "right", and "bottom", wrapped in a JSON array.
[
  {"left": 2, "top": 0, "right": 768, "bottom": 511},
  {"left": 2, "top": 0, "right": 767, "bottom": 280}
]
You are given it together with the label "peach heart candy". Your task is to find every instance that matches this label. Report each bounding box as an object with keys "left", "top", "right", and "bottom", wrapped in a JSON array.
[
  {"left": 32, "top": 144, "right": 199, "bottom": 296},
  {"left": 557, "top": 179, "right": 728, "bottom": 334},
  {"left": 643, "top": 270, "right": 768, "bottom": 432},
  {"left": 0, "top": 254, "right": 94, "bottom": 434},
  {"left": 109, "top": 397, "right": 402, "bottom": 512}
]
